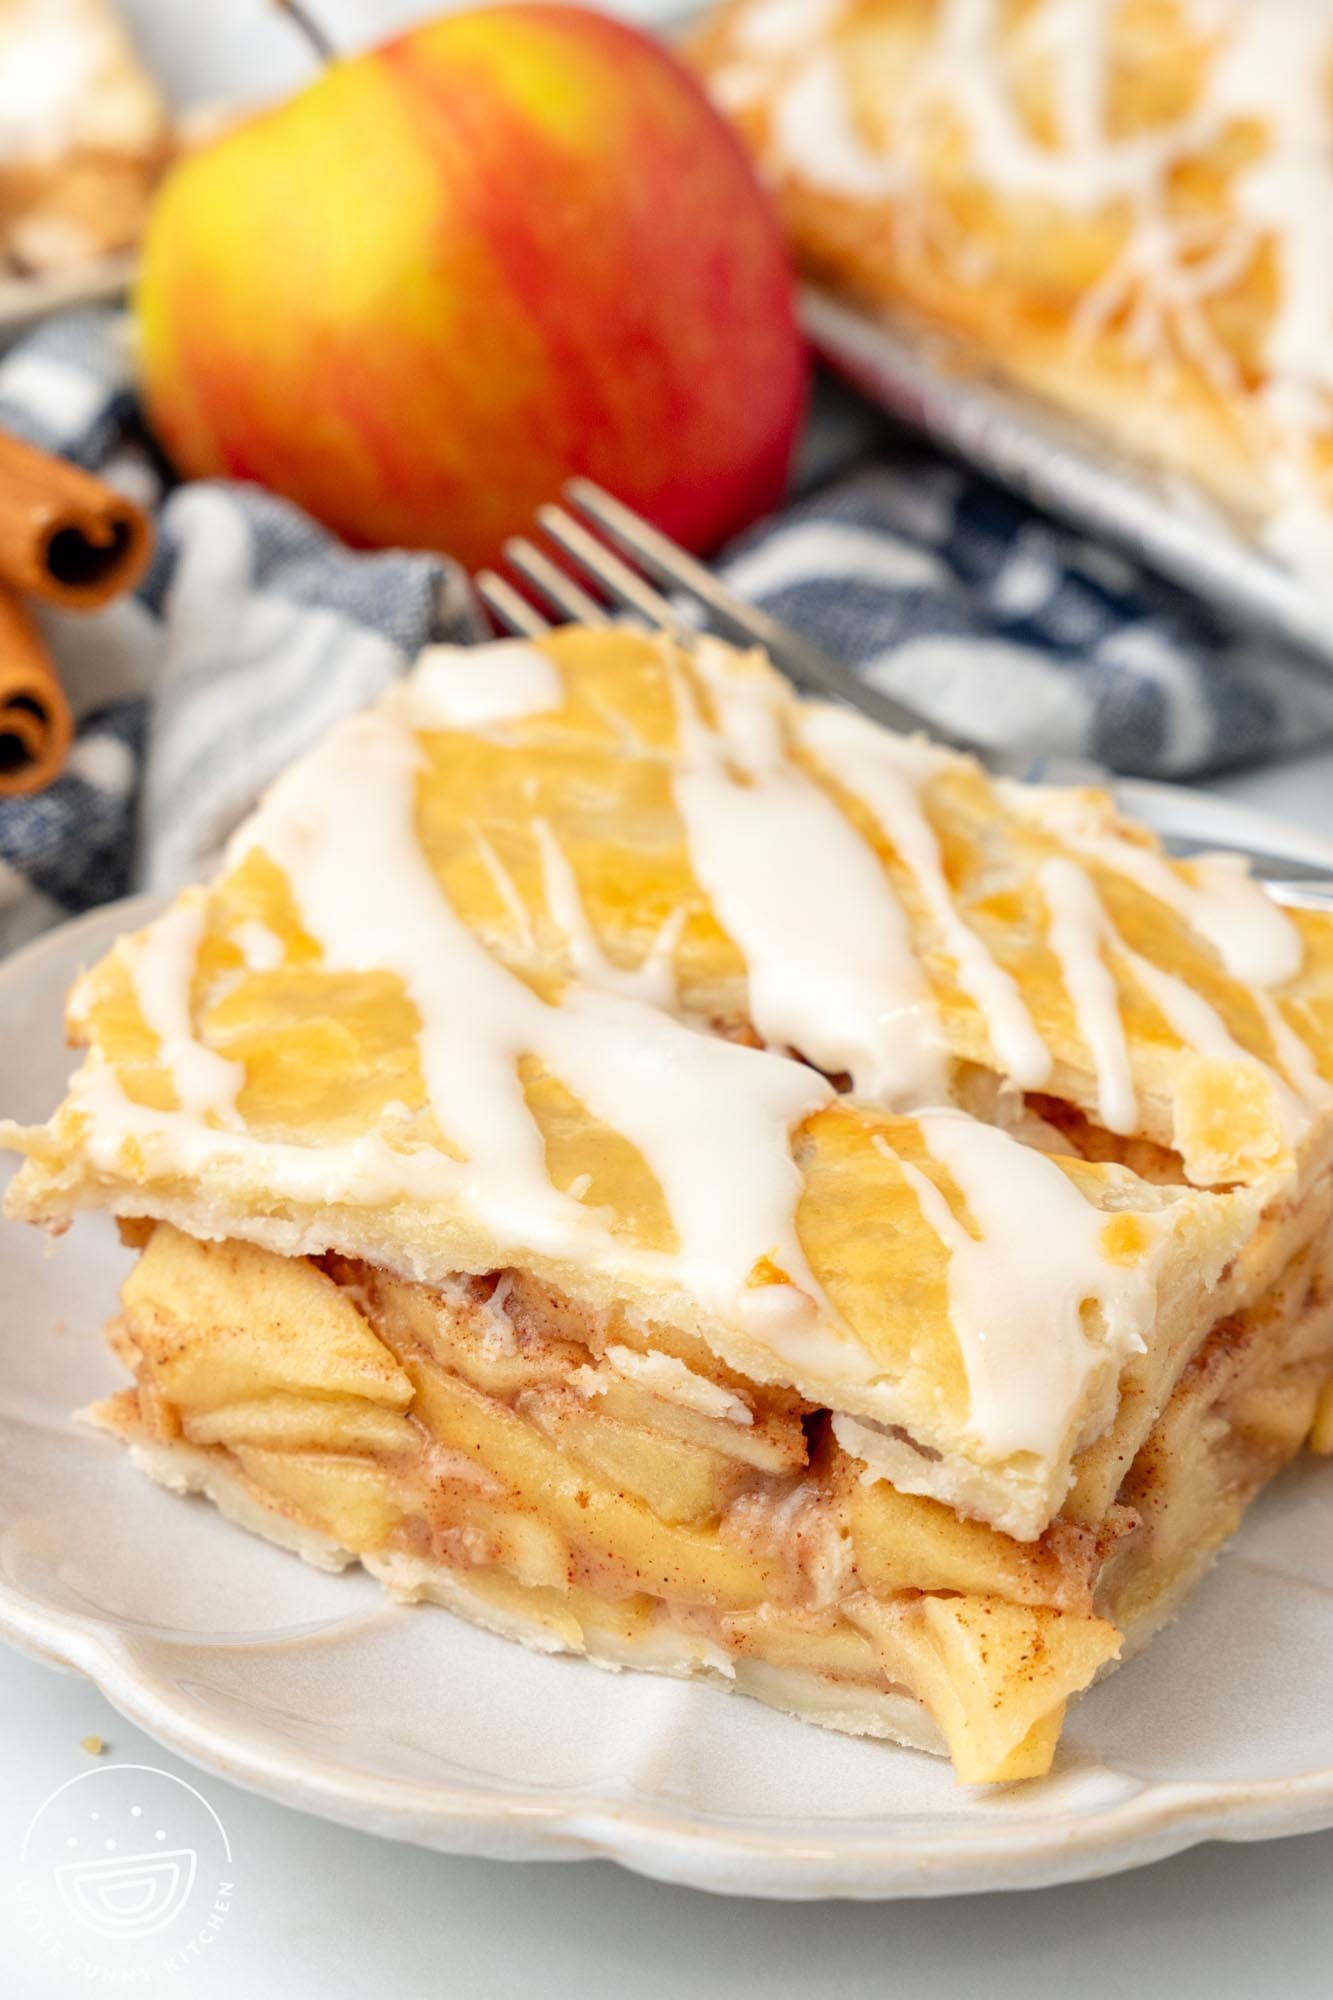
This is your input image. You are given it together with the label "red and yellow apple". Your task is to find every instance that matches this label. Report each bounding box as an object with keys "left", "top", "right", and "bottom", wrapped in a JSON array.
[{"left": 135, "top": 5, "right": 806, "bottom": 570}]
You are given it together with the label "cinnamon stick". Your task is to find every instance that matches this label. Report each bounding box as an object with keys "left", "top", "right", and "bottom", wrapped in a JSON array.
[
  {"left": 0, "top": 586, "right": 73, "bottom": 796},
  {"left": 0, "top": 429, "right": 152, "bottom": 610}
]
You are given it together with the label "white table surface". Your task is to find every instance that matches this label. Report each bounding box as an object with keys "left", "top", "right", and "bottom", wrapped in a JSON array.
[{"left": 7, "top": 0, "right": 1333, "bottom": 1987}]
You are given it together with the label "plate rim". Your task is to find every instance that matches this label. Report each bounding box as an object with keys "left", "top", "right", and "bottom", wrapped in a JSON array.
[{"left": 6, "top": 889, "right": 1333, "bottom": 1900}]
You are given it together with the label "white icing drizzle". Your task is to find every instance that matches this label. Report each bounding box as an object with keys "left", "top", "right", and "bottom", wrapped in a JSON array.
[
  {"left": 706, "top": 62, "right": 770, "bottom": 114},
  {"left": 884, "top": 1113, "right": 1156, "bottom": 1461},
  {"left": 1253, "top": 991, "right": 1333, "bottom": 1109},
  {"left": 1038, "top": 856, "right": 1138, "bottom": 1134},
  {"left": 226, "top": 709, "right": 834, "bottom": 1325},
  {"left": 1125, "top": 850, "right": 1301, "bottom": 990},
  {"left": 1205, "top": 4, "right": 1333, "bottom": 441},
  {"left": 929, "top": 0, "right": 1155, "bottom": 212},
  {"left": 711, "top": 0, "right": 845, "bottom": 111},
  {"left": 232, "top": 920, "right": 284, "bottom": 974},
  {"left": 533, "top": 818, "right": 684, "bottom": 1011},
  {"left": 126, "top": 898, "right": 243, "bottom": 1126},
  {"left": 1037, "top": 852, "right": 1311, "bottom": 1134},
  {"left": 733, "top": 1280, "right": 877, "bottom": 1384},
  {"left": 729, "top": 0, "right": 1333, "bottom": 575},
  {"left": 736, "top": 0, "right": 842, "bottom": 57},
  {"left": 0, "top": 0, "right": 159, "bottom": 161},
  {"left": 1006, "top": 784, "right": 1303, "bottom": 987},
  {"left": 669, "top": 643, "right": 950, "bottom": 1104},
  {"left": 1120, "top": 938, "right": 1248, "bottom": 1065},
  {"left": 393, "top": 641, "right": 564, "bottom": 732},
  {"left": 800, "top": 706, "right": 1052, "bottom": 1088},
  {"left": 771, "top": 50, "right": 901, "bottom": 199},
  {"left": 1115, "top": 929, "right": 1308, "bottom": 1141}
]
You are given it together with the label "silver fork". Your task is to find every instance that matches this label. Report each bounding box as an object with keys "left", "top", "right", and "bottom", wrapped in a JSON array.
[{"left": 475, "top": 480, "right": 1333, "bottom": 902}]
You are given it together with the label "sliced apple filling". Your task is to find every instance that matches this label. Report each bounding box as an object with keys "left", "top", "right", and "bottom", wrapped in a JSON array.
[
  {"left": 1096, "top": 1233, "right": 1333, "bottom": 1641},
  {"left": 87, "top": 1220, "right": 1333, "bottom": 1784}
]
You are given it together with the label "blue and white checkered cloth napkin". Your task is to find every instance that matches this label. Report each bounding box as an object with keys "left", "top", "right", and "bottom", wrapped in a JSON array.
[{"left": 3, "top": 306, "right": 1333, "bottom": 959}]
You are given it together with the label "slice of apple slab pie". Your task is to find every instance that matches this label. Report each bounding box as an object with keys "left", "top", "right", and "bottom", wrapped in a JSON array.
[{"left": 8, "top": 627, "right": 1333, "bottom": 1783}]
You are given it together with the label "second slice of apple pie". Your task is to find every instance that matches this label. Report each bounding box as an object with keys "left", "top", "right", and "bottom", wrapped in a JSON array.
[
  {"left": 690, "top": 0, "right": 1333, "bottom": 575},
  {"left": 8, "top": 627, "right": 1333, "bottom": 1782},
  {"left": 0, "top": 0, "right": 171, "bottom": 277}
]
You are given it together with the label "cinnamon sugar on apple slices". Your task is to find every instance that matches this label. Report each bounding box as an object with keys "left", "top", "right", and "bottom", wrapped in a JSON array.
[
  {"left": 9, "top": 627, "right": 1333, "bottom": 1782},
  {"left": 690, "top": 0, "right": 1333, "bottom": 577}
]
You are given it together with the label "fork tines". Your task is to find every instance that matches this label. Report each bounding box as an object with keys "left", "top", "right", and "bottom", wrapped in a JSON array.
[
  {"left": 475, "top": 485, "right": 1333, "bottom": 886},
  {"left": 474, "top": 481, "right": 948, "bottom": 740},
  {"left": 477, "top": 491, "right": 685, "bottom": 640}
]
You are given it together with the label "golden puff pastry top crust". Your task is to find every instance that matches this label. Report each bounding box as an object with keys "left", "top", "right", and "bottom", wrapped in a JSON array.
[
  {"left": 4, "top": 627, "right": 1322, "bottom": 1537},
  {"left": 691, "top": 0, "right": 1333, "bottom": 576},
  {"left": 220, "top": 628, "right": 1333, "bottom": 1192}
]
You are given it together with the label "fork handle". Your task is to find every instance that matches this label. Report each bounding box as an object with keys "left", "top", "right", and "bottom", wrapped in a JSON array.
[
  {"left": 1111, "top": 776, "right": 1333, "bottom": 882},
  {"left": 706, "top": 597, "right": 981, "bottom": 749},
  {"left": 565, "top": 478, "right": 981, "bottom": 751}
]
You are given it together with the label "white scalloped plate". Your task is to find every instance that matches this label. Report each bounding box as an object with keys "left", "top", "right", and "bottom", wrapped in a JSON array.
[{"left": 5, "top": 896, "right": 1333, "bottom": 1900}]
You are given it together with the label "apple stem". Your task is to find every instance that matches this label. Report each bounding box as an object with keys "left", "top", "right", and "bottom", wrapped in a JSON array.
[{"left": 273, "top": 0, "right": 337, "bottom": 63}]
